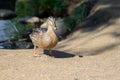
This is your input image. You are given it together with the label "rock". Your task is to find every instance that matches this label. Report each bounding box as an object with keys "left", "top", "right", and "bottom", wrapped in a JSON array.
[
  {"left": 0, "top": 20, "right": 18, "bottom": 42},
  {"left": 18, "top": 16, "right": 40, "bottom": 26},
  {"left": 15, "top": 42, "right": 33, "bottom": 49},
  {"left": 0, "top": 9, "right": 17, "bottom": 20},
  {"left": 0, "top": 42, "right": 15, "bottom": 49},
  {"left": 0, "top": 41, "right": 33, "bottom": 49}
]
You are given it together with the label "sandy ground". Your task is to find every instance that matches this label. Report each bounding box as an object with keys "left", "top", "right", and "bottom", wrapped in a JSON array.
[
  {"left": 0, "top": 48, "right": 120, "bottom": 80},
  {"left": 0, "top": 0, "right": 120, "bottom": 80}
]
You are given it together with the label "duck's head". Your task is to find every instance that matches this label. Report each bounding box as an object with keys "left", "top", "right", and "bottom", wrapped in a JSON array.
[{"left": 41, "top": 17, "right": 57, "bottom": 31}]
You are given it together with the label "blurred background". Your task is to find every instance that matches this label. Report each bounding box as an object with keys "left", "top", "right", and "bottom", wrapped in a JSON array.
[{"left": 0, "top": 0, "right": 96, "bottom": 49}]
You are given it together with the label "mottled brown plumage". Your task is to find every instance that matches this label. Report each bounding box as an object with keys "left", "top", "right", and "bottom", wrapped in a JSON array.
[{"left": 29, "top": 17, "right": 58, "bottom": 56}]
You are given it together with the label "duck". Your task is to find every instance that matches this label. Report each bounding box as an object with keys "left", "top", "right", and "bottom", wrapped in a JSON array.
[{"left": 29, "top": 17, "right": 58, "bottom": 57}]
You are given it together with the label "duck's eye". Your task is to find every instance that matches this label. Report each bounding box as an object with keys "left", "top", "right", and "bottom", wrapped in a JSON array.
[{"left": 41, "top": 28, "right": 48, "bottom": 32}]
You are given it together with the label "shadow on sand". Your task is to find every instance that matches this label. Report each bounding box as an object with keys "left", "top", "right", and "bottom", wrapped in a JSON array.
[{"left": 44, "top": 50, "right": 75, "bottom": 58}]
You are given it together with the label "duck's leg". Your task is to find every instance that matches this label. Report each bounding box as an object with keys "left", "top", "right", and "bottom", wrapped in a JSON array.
[
  {"left": 48, "top": 50, "right": 53, "bottom": 57},
  {"left": 33, "top": 46, "right": 39, "bottom": 57}
]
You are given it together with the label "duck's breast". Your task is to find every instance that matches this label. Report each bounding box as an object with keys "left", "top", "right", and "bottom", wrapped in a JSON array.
[{"left": 39, "top": 33, "right": 58, "bottom": 50}]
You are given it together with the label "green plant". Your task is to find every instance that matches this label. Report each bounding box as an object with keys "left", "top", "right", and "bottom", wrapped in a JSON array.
[
  {"left": 11, "top": 18, "right": 32, "bottom": 41},
  {"left": 64, "top": 3, "right": 87, "bottom": 32},
  {"left": 13, "top": 0, "right": 36, "bottom": 40},
  {"left": 64, "top": 17, "right": 76, "bottom": 32},
  {"left": 73, "top": 3, "right": 87, "bottom": 24},
  {"left": 15, "top": 0, "right": 36, "bottom": 17},
  {"left": 33, "top": 0, "right": 68, "bottom": 16}
]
